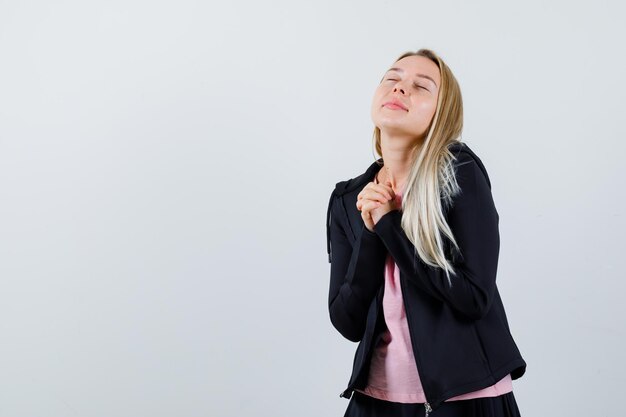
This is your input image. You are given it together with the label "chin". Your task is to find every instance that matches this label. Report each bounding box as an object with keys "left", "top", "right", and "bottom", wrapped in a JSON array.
[{"left": 376, "top": 118, "right": 409, "bottom": 131}]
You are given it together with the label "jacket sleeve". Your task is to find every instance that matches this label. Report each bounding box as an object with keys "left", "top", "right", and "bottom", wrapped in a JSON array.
[
  {"left": 373, "top": 153, "right": 500, "bottom": 321},
  {"left": 327, "top": 189, "right": 387, "bottom": 342}
]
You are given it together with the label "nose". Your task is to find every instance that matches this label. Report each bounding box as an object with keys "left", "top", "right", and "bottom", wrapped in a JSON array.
[{"left": 393, "top": 83, "right": 406, "bottom": 94}]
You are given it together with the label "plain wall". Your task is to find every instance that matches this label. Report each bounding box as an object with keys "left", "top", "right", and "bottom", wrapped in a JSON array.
[{"left": 0, "top": 0, "right": 624, "bottom": 416}]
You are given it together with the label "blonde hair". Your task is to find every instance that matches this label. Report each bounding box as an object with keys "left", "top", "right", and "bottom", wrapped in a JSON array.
[{"left": 373, "top": 48, "right": 464, "bottom": 286}]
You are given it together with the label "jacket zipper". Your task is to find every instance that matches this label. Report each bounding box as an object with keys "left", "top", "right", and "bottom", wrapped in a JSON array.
[
  {"left": 338, "top": 331, "right": 383, "bottom": 399},
  {"left": 338, "top": 288, "right": 385, "bottom": 400},
  {"left": 338, "top": 271, "right": 434, "bottom": 415},
  {"left": 424, "top": 401, "right": 433, "bottom": 417},
  {"left": 399, "top": 272, "right": 434, "bottom": 417}
]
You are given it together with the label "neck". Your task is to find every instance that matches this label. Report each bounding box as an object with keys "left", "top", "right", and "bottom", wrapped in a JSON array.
[{"left": 378, "top": 131, "right": 424, "bottom": 194}]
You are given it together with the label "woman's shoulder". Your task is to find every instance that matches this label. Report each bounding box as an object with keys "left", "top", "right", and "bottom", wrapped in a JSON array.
[
  {"left": 449, "top": 141, "right": 493, "bottom": 189},
  {"left": 331, "top": 158, "right": 383, "bottom": 197}
]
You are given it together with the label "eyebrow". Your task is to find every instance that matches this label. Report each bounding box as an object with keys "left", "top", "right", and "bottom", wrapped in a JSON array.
[{"left": 386, "top": 67, "right": 438, "bottom": 89}]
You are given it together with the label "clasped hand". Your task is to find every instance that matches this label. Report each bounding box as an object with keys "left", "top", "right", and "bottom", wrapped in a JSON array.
[{"left": 356, "top": 180, "right": 398, "bottom": 233}]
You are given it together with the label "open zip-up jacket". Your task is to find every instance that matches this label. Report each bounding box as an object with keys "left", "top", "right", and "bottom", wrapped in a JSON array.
[{"left": 325, "top": 141, "right": 527, "bottom": 415}]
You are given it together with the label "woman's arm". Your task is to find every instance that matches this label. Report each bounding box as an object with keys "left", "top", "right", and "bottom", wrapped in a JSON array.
[
  {"left": 373, "top": 152, "right": 500, "bottom": 321},
  {"left": 327, "top": 190, "right": 387, "bottom": 342}
]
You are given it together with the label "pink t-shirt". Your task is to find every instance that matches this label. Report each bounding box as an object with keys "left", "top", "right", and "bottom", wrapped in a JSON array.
[{"left": 354, "top": 184, "right": 512, "bottom": 404}]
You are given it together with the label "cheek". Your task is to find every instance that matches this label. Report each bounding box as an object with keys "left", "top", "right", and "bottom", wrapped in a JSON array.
[
  {"left": 371, "top": 88, "right": 386, "bottom": 109},
  {"left": 409, "top": 100, "right": 437, "bottom": 122},
  {"left": 414, "top": 99, "right": 436, "bottom": 114},
  {"left": 373, "top": 87, "right": 386, "bottom": 102}
]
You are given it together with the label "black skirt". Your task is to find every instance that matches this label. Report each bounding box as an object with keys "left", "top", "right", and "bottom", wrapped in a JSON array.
[{"left": 344, "top": 390, "right": 522, "bottom": 417}]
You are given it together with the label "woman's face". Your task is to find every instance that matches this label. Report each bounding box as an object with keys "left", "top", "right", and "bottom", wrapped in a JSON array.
[{"left": 371, "top": 55, "right": 441, "bottom": 140}]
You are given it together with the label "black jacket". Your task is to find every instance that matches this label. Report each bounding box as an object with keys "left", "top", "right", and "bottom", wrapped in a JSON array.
[{"left": 325, "top": 142, "right": 527, "bottom": 414}]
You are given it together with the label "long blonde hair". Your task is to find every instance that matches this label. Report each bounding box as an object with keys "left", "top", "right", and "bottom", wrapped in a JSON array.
[{"left": 373, "top": 49, "right": 464, "bottom": 286}]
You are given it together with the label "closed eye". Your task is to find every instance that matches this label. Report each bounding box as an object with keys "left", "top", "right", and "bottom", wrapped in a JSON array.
[{"left": 385, "top": 78, "right": 427, "bottom": 91}]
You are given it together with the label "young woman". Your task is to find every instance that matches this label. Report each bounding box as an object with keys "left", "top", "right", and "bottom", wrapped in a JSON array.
[{"left": 325, "top": 49, "right": 527, "bottom": 417}]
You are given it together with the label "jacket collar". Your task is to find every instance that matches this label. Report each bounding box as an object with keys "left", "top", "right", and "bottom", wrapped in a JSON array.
[
  {"left": 333, "top": 141, "right": 469, "bottom": 196},
  {"left": 333, "top": 158, "right": 384, "bottom": 196},
  {"left": 326, "top": 141, "right": 471, "bottom": 263}
]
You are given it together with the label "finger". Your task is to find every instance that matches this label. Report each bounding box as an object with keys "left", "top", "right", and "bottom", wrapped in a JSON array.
[
  {"left": 362, "top": 185, "right": 391, "bottom": 203},
  {"left": 357, "top": 198, "right": 377, "bottom": 212},
  {"left": 366, "top": 182, "right": 395, "bottom": 200},
  {"left": 361, "top": 200, "right": 382, "bottom": 214},
  {"left": 361, "top": 208, "right": 372, "bottom": 220},
  {"left": 381, "top": 182, "right": 396, "bottom": 199},
  {"left": 385, "top": 181, "right": 396, "bottom": 199},
  {"left": 361, "top": 188, "right": 391, "bottom": 204}
]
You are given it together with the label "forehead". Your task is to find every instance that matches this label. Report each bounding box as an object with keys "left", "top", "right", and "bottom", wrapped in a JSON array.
[{"left": 388, "top": 56, "right": 440, "bottom": 86}]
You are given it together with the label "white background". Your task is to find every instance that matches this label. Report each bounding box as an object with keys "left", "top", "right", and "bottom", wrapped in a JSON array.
[{"left": 0, "top": 1, "right": 624, "bottom": 416}]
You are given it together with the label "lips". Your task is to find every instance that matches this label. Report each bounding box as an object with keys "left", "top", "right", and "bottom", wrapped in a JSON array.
[{"left": 383, "top": 99, "right": 408, "bottom": 111}]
